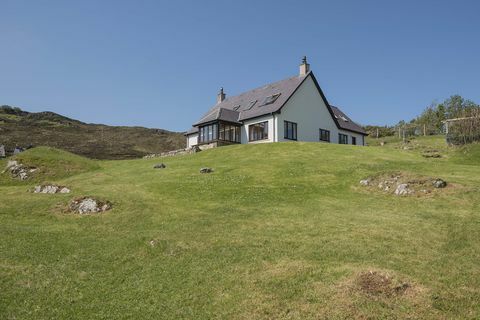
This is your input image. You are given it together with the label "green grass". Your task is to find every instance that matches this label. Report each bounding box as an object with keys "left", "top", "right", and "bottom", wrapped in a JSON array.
[{"left": 1, "top": 136, "right": 479, "bottom": 319}]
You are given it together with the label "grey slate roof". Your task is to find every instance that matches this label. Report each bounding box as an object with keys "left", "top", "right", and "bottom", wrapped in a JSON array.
[
  {"left": 192, "top": 71, "right": 367, "bottom": 135},
  {"left": 330, "top": 106, "right": 366, "bottom": 135},
  {"left": 193, "top": 73, "right": 308, "bottom": 126}
]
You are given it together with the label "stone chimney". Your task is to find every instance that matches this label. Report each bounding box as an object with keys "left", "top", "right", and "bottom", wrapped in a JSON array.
[
  {"left": 217, "top": 87, "right": 226, "bottom": 104},
  {"left": 299, "top": 56, "right": 310, "bottom": 76}
]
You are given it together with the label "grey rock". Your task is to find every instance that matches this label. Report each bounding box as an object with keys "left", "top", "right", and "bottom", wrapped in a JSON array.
[
  {"left": 69, "top": 197, "right": 112, "bottom": 214},
  {"left": 394, "top": 183, "right": 413, "bottom": 196},
  {"left": 432, "top": 178, "right": 447, "bottom": 188},
  {"left": 153, "top": 163, "right": 166, "bottom": 169},
  {"left": 200, "top": 167, "right": 213, "bottom": 174},
  {"left": 59, "top": 187, "right": 71, "bottom": 194},
  {"left": 33, "top": 185, "right": 71, "bottom": 194},
  {"left": 359, "top": 179, "right": 370, "bottom": 186}
]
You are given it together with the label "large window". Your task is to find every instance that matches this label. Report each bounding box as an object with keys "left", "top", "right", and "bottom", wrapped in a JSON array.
[
  {"left": 339, "top": 133, "right": 348, "bottom": 144},
  {"left": 284, "top": 121, "right": 297, "bottom": 140},
  {"left": 199, "top": 123, "right": 218, "bottom": 143},
  {"left": 219, "top": 123, "right": 240, "bottom": 143},
  {"left": 319, "top": 129, "right": 330, "bottom": 142},
  {"left": 249, "top": 121, "right": 268, "bottom": 141}
]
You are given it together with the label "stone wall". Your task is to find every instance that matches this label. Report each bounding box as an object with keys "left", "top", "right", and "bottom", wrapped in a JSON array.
[{"left": 143, "top": 146, "right": 201, "bottom": 159}]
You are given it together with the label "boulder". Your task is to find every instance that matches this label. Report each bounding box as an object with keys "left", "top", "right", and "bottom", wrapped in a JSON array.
[
  {"left": 69, "top": 197, "right": 112, "bottom": 214},
  {"left": 153, "top": 163, "right": 166, "bottom": 169},
  {"left": 200, "top": 167, "right": 213, "bottom": 174},
  {"left": 394, "top": 183, "right": 413, "bottom": 196},
  {"left": 432, "top": 178, "right": 447, "bottom": 188}
]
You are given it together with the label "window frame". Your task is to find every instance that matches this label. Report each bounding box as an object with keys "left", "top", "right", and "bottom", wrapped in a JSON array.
[
  {"left": 284, "top": 120, "right": 297, "bottom": 140},
  {"left": 319, "top": 128, "right": 330, "bottom": 142},
  {"left": 248, "top": 121, "right": 269, "bottom": 142},
  {"left": 338, "top": 133, "right": 349, "bottom": 144}
]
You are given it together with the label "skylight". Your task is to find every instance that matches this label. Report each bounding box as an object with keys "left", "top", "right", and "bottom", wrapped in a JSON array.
[
  {"left": 260, "top": 93, "right": 281, "bottom": 106},
  {"left": 245, "top": 100, "right": 257, "bottom": 110},
  {"left": 233, "top": 105, "right": 240, "bottom": 111},
  {"left": 341, "top": 116, "right": 349, "bottom": 122}
]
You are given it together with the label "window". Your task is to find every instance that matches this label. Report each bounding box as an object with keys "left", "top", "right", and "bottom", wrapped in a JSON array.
[
  {"left": 319, "top": 129, "right": 330, "bottom": 142},
  {"left": 233, "top": 105, "right": 241, "bottom": 111},
  {"left": 352, "top": 136, "right": 357, "bottom": 145},
  {"left": 284, "top": 121, "right": 297, "bottom": 140},
  {"left": 261, "top": 93, "right": 281, "bottom": 106},
  {"left": 249, "top": 121, "right": 268, "bottom": 141},
  {"left": 339, "top": 133, "right": 348, "bottom": 144},
  {"left": 219, "top": 122, "right": 240, "bottom": 143},
  {"left": 199, "top": 123, "right": 218, "bottom": 143}
]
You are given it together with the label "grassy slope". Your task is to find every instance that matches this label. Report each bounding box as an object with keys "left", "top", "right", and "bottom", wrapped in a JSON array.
[
  {"left": 0, "top": 110, "right": 185, "bottom": 159},
  {"left": 0, "top": 137, "right": 479, "bottom": 319}
]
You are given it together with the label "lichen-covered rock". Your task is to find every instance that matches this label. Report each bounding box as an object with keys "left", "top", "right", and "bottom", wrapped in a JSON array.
[
  {"left": 69, "top": 197, "right": 112, "bottom": 214},
  {"left": 394, "top": 183, "right": 413, "bottom": 196},
  {"left": 200, "top": 167, "right": 213, "bottom": 174},
  {"left": 432, "top": 178, "right": 447, "bottom": 188},
  {"left": 33, "top": 185, "right": 71, "bottom": 194}
]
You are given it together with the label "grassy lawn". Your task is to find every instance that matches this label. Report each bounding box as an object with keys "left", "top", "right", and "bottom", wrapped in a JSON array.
[{"left": 1, "top": 137, "right": 479, "bottom": 319}]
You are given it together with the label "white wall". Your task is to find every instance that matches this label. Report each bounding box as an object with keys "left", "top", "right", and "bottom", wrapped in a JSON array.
[
  {"left": 186, "top": 134, "right": 198, "bottom": 148},
  {"left": 276, "top": 76, "right": 364, "bottom": 145},
  {"left": 276, "top": 76, "right": 339, "bottom": 142},
  {"left": 241, "top": 115, "right": 275, "bottom": 144}
]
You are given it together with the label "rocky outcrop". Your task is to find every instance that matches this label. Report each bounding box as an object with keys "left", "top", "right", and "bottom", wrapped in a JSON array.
[
  {"left": 2, "top": 160, "right": 37, "bottom": 180},
  {"left": 360, "top": 173, "right": 449, "bottom": 196},
  {"left": 69, "top": 197, "right": 112, "bottom": 214},
  {"left": 34, "top": 185, "right": 71, "bottom": 194}
]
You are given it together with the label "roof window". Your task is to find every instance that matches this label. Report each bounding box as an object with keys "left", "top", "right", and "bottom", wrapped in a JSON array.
[
  {"left": 245, "top": 100, "right": 257, "bottom": 110},
  {"left": 260, "top": 93, "right": 281, "bottom": 106}
]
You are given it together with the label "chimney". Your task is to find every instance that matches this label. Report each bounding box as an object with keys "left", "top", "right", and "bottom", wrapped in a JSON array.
[
  {"left": 217, "top": 87, "right": 226, "bottom": 104},
  {"left": 299, "top": 56, "right": 310, "bottom": 76}
]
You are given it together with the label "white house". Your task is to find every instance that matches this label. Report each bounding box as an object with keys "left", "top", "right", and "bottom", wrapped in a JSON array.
[{"left": 185, "top": 57, "right": 367, "bottom": 148}]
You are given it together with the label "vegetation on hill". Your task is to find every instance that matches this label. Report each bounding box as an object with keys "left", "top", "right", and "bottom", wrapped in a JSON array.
[
  {"left": 365, "top": 95, "right": 480, "bottom": 143},
  {"left": 0, "top": 105, "right": 185, "bottom": 159},
  {"left": 1, "top": 137, "right": 479, "bottom": 319}
]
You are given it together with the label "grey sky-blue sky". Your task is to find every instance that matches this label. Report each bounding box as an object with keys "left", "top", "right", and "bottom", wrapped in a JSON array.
[{"left": 1, "top": 0, "right": 479, "bottom": 131}]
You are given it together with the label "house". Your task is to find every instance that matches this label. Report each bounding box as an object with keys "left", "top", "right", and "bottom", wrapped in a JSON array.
[{"left": 185, "top": 57, "right": 367, "bottom": 149}]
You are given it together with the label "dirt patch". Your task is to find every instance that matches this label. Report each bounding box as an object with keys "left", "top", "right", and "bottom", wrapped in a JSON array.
[
  {"left": 359, "top": 172, "right": 455, "bottom": 197},
  {"left": 356, "top": 270, "right": 410, "bottom": 297}
]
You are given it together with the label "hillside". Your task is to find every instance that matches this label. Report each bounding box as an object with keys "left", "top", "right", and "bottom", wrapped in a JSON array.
[
  {"left": 1, "top": 137, "right": 479, "bottom": 319},
  {"left": 0, "top": 106, "right": 185, "bottom": 159}
]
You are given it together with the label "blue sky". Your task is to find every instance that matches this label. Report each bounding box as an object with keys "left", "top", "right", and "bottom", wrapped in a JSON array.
[{"left": 1, "top": 0, "right": 479, "bottom": 131}]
